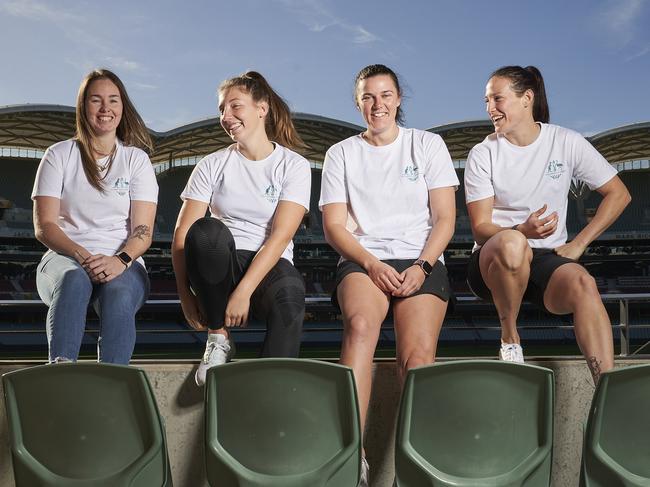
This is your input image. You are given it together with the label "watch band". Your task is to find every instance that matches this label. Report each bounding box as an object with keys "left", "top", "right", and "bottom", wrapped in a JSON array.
[
  {"left": 116, "top": 251, "right": 132, "bottom": 268},
  {"left": 413, "top": 259, "right": 433, "bottom": 276}
]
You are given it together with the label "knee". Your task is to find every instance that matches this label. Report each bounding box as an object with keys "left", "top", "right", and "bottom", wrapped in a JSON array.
[
  {"left": 398, "top": 347, "right": 435, "bottom": 376},
  {"left": 568, "top": 273, "right": 599, "bottom": 302},
  {"left": 345, "top": 314, "right": 378, "bottom": 342},
  {"left": 493, "top": 231, "right": 530, "bottom": 271},
  {"left": 185, "top": 217, "right": 234, "bottom": 253},
  {"left": 56, "top": 267, "right": 91, "bottom": 297}
]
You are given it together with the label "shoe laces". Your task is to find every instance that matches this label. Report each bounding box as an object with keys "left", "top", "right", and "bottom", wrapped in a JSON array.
[
  {"left": 501, "top": 343, "right": 522, "bottom": 361},
  {"left": 202, "top": 340, "right": 230, "bottom": 364}
]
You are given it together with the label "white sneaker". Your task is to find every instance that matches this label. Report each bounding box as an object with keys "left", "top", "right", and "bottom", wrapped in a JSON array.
[
  {"left": 358, "top": 456, "right": 369, "bottom": 487},
  {"left": 499, "top": 343, "right": 524, "bottom": 363},
  {"left": 195, "top": 334, "right": 233, "bottom": 386}
]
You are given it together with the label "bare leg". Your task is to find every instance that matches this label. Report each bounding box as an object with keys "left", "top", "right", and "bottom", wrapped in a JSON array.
[
  {"left": 479, "top": 230, "right": 533, "bottom": 344},
  {"left": 543, "top": 264, "right": 614, "bottom": 384},
  {"left": 393, "top": 294, "right": 447, "bottom": 385},
  {"left": 337, "top": 273, "right": 390, "bottom": 436}
]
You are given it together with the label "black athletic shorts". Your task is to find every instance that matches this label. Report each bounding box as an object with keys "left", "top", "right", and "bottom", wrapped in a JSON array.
[
  {"left": 332, "top": 259, "right": 451, "bottom": 310},
  {"left": 466, "top": 247, "right": 576, "bottom": 311}
]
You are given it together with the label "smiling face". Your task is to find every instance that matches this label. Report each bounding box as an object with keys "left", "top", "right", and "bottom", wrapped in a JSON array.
[
  {"left": 218, "top": 86, "right": 268, "bottom": 143},
  {"left": 356, "top": 74, "right": 401, "bottom": 136},
  {"left": 485, "top": 76, "right": 534, "bottom": 136},
  {"left": 84, "top": 78, "right": 123, "bottom": 138}
]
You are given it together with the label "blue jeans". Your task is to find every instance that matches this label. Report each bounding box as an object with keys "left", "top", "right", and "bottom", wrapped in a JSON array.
[{"left": 36, "top": 251, "right": 149, "bottom": 364}]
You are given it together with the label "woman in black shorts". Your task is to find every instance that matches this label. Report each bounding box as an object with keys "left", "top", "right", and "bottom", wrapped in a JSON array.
[
  {"left": 464, "top": 65, "right": 631, "bottom": 383},
  {"left": 319, "top": 64, "right": 458, "bottom": 485}
]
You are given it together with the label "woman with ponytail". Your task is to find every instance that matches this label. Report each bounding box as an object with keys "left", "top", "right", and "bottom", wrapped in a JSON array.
[
  {"left": 172, "top": 71, "right": 311, "bottom": 386},
  {"left": 464, "top": 65, "right": 630, "bottom": 383},
  {"left": 32, "top": 69, "right": 158, "bottom": 364}
]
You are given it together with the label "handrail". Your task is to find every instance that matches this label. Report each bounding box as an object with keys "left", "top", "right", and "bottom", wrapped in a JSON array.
[{"left": 2, "top": 294, "right": 650, "bottom": 356}]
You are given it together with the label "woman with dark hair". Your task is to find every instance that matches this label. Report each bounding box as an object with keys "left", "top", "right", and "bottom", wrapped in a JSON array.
[
  {"left": 320, "top": 64, "right": 457, "bottom": 485},
  {"left": 32, "top": 68, "right": 158, "bottom": 364},
  {"left": 465, "top": 65, "right": 630, "bottom": 382},
  {"left": 172, "top": 71, "right": 310, "bottom": 386}
]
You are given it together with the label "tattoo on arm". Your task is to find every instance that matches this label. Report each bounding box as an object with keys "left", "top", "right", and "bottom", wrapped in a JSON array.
[
  {"left": 129, "top": 224, "right": 151, "bottom": 242},
  {"left": 587, "top": 356, "right": 602, "bottom": 385}
]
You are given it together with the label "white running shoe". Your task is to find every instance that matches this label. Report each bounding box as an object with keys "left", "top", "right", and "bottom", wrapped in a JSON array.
[
  {"left": 195, "top": 333, "right": 233, "bottom": 386},
  {"left": 499, "top": 343, "right": 524, "bottom": 363},
  {"left": 358, "top": 456, "right": 369, "bottom": 487}
]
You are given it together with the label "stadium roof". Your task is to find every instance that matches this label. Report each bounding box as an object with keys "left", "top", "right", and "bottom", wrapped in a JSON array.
[{"left": 1, "top": 104, "right": 649, "bottom": 166}]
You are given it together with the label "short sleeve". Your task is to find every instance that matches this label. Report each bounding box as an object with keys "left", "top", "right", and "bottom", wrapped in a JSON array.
[
  {"left": 31, "top": 146, "right": 64, "bottom": 199},
  {"left": 422, "top": 133, "right": 459, "bottom": 190},
  {"left": 180, "top": 156, "right": 215, "bottom": 203},
  {"left": 464, "top": 145, "right": 495, "bottom": 203},
  {"left": 570, "top": 133, "right": 618, "bottom": 190},
  {"left": 318, "top": 144, "right": 347, "bottom": 209},
  {"left": 280, "top": 157, "right": 311, "bottom": 211},
  {"left": 129, "top": 150, "right": 158, "bottom": 203}
]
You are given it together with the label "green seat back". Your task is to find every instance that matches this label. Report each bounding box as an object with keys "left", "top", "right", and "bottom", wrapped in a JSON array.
[
  {"left": 396, "top": 360, "right": 554, "bottom": 487},
  {"left": 582, "top": 364, "right": 650, "bottom": 486},
  {"left": 205, "top": 358, "right": 360, "bottom": 487},
  {"left": 3, "top": 363, "right": 172, "bottom": 487}
]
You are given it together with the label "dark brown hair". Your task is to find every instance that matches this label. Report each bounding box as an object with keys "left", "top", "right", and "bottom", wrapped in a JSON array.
[
  {"left": 490, "top": 65, "right": 550, "bottom": 123},
  {"left": 218, "top": 71, "right": 306, "bottom": 151},
  {"left": 75, "top": 69, "right": 152, "bottom": 192},
  {"left": 354, "top": 64, "right": 405, "bottom": 126}
]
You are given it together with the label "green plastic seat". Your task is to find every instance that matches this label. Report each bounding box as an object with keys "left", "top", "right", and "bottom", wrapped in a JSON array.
[
  {"left": 581, "top": 364, "right": 650, "bottom": 486},
  {"left": 395, "top": 360, "right": 554, "bottom": 487},
  {"left": 2, "top": 363, "right": 173, "bottom": 487},
  {"left": 204, "top": 358, "right": 361, "bottom": 487}
]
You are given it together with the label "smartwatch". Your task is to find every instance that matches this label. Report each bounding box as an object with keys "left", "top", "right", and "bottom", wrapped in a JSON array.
[
  {"left": 413, "top": 259, "right": 433, "bottom": 276},
  {"left": 116, "top": 251, "right": 132, "bottom": 268}
]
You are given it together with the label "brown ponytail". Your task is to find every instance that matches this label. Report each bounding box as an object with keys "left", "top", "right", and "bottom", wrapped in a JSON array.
[
  {"left": 218, "top": 71, "right": 306, "bottom": 152},
  {"left": 489, "top": 65, "right": 550, "bottom": 123}
]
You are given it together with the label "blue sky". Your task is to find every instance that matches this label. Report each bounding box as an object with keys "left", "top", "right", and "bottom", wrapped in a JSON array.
[{"left": 0, "top": 0, "right": 648, "bottom": 135}]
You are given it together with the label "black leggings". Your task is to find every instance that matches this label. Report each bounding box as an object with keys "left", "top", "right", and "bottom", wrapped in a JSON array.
[{"left": 185, "top": 217, "right": 304, "bottom": 357}]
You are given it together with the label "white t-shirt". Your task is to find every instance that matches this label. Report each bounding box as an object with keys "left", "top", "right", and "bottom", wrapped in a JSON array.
[
  {"left": 181, "top": 143, "right": 311, "bottom": 264},
  {"left": 464, "top": 123, "right": 618, "bottom": 250},
  {"left": 319, "top": 127, "right": 459, "bottom": 262},
  {"left": 32, "top": 139, "right": 159, "bottom": 260}
]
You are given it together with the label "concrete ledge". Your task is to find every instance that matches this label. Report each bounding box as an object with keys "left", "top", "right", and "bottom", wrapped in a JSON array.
[{"left": 1, "top": 358, "right": 648, "bottom": 486}]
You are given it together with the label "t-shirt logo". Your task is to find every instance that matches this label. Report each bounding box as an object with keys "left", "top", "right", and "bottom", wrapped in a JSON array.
[
  {"left": 112, "top": 177, "right": 129, "bottom": 196},
  {"left": 263, "top": 184, "right": 279, "bottom": 203},
  {"left": 402, "top": 165, "right": 419, "bottom": 182},
  {"left": 546, "top": 160, "right": 565, "bottom": 180}
]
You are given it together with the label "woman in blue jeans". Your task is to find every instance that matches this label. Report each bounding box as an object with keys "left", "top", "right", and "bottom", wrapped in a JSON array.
[{"left": 32, "top": 69, "right": 158, "bottom": 364}]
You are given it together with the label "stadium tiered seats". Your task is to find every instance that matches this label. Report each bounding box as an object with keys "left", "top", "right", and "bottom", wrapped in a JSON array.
[
  {"left": 395, "top": 360, "right": 554, "bottom": 486},
  {"left": 581, "top": 364, "right": 650, "bottom": 486},
  {"left": 204, "top": 358, "right": 361, "bottom": 487},
  {"left": 3, "top": 363, "right": 173, "bottom": 487}
]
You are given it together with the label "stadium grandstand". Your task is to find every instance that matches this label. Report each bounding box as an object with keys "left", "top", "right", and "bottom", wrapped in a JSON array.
[
  {"left": 2, "top": 104, "right": 650, "bottom": 487},
  {"left": 1, "top": 104, "right": 650, "bottom": 358}
]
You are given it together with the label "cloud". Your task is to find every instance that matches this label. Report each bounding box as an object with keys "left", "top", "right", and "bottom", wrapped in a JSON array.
[
  {"left": 0, "top": 0, "right": 82, "bottom": 22},
  {"left": 277, "top": 0, "right": 381, "bottom": 45},
  {"left": 625, "top": 44, "right": 650, "bottom": 62},
  {"left": 133, "top": 82, "right": 158, "bottom": 91},
  {"left": 595, "top": 0, "right": 645, "bottom": 46},
  {"left": 105, "top": 57, "right": 141, "bottom": 72},
  {"left": 2, "top": 0, "right": 146, "bottom": 74}
]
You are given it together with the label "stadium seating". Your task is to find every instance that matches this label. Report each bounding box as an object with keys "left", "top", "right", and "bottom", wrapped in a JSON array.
[
  {"left": 581, "top": 364, "right": 650, "bottom": 486},
  {"left": 395, "top": 360, "right": 554, "bottom": 486},
  {"left": 2, "top": 363, "right": 173, "bottom": 487},
  {"left": 204, "top": 358, "right": 360, "bottom": 487}
]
